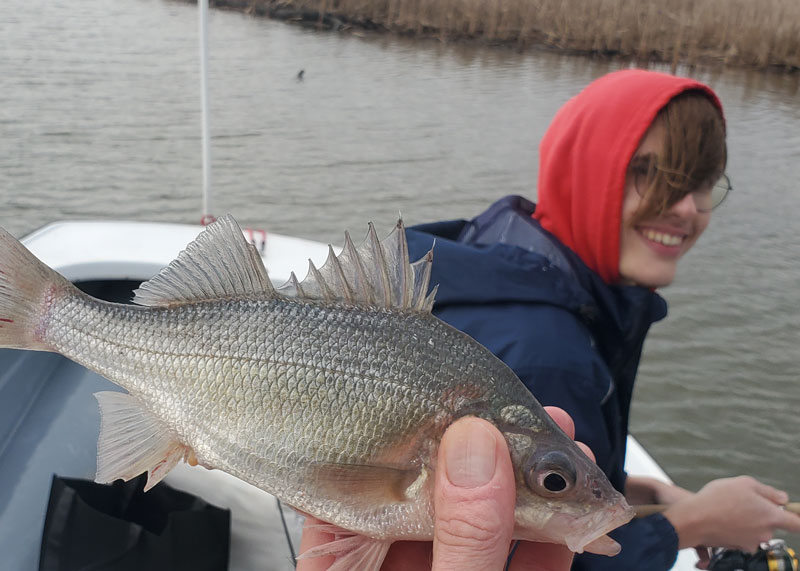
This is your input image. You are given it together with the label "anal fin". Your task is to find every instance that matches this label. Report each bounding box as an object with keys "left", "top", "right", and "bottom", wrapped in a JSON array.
[{"left": 94, "top": 391, "right": 191, "bottom": 491}]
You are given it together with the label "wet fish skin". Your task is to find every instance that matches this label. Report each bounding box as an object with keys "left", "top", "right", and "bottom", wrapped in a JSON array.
[
  {"left": 0, "top": 216, "right": 633, "bottom": 568},
  {"left": 42, "top": 292, "right": 529, "bottom": 538}
]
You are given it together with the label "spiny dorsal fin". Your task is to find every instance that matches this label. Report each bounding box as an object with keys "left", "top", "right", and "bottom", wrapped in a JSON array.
[
  {"left": 276, "top": 219, "right": 436, "bottom": 312},
  {"left": 133, "top": 215, "right": 275, "bottom": 307}
]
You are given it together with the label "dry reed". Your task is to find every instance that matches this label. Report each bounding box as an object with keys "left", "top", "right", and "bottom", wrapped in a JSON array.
[{"left": 215, "top": 0, "right": 800, "bottom": 71}]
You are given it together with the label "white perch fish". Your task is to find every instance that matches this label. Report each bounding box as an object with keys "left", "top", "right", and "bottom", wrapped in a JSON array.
[{"left": 0, "top": 216, "right": 633, "bottom": 569}]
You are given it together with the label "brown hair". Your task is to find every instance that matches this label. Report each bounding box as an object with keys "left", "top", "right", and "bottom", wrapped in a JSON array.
[{"left": 630, "top": 91, "right": 727, "bottom": 224}]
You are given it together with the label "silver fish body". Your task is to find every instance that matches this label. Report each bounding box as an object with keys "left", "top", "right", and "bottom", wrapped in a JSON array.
[
  {"left": 52, "top": 294, "right": 509, "bottom": 535},
  {"left": 0, "top": 216, "right": 633, "bottom": 568}
]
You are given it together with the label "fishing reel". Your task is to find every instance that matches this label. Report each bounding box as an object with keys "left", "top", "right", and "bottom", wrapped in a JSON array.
[{"left": 709, "top": 539, "right": 798, "bottom": 571}]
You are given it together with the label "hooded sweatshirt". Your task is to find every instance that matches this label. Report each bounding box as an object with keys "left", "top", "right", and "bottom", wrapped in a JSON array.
[
  {"left": 534, "top": 69, "right": 722, "bottom": 284},
  {"left": 406, "top": 70, "right": 724, "bottom": 570}
]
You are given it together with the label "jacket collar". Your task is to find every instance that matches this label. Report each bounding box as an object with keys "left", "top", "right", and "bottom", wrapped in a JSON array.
[{"left": 407, "top": 196, "right": 668, "bottom": 372}]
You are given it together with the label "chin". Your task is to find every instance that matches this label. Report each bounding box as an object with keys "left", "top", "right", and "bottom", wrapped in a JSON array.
[
  {"left": 638, "top": 275, "right": 675, "bottom": 289},
  {"left": 618, "top": 266, "right": 677, "bottom": 289}
]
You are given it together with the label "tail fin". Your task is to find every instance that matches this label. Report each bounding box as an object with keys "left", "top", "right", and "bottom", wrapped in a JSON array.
[{"left": 0, "top": 225, "right": 70, "bottom": 350}]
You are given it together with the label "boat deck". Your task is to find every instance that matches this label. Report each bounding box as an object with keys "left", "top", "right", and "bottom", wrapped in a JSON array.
[{"left": 0, "top": 279, "right": 304, "bottom": 571}]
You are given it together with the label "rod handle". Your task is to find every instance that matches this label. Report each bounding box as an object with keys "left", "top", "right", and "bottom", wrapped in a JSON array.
[{"left": 634, "top": 502, "right": 800, "bottom": 518}]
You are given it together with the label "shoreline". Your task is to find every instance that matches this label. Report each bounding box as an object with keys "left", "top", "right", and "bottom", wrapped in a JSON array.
[{"left": 202, "top": 0, "right": 799, "bottom": 74}]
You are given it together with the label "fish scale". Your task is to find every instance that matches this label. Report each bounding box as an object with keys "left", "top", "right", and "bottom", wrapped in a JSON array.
[
  {"left": 54, "top": 299, "right": 444, "bottom": 454},
  {"left": 0, "top": 215, "right": 635, "bottom": 569}
]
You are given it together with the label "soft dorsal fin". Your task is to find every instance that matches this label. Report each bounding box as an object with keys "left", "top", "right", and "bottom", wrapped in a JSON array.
[
  {"left": 277, "top": 219, "right": 436, "bottom": 312},
  {"left": 133, "top": 215, "right": 274, "bottom": 307}
]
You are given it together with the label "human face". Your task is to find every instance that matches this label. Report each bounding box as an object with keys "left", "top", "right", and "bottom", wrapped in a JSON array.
[{"left": 618, "top": 120, "right": 711, "bottom": 288}]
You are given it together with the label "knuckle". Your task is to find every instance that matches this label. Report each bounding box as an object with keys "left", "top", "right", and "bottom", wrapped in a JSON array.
[
  {"left": 435, "top": 513, "right": 503, "bottom": 549},
  {"left": 733, "top": 475, "right": 755, "bottom": 486}
]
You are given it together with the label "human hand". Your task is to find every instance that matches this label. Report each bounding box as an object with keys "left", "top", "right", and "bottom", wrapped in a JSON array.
[
  {"left": 624, "top": 475, "right": 693, "bottom": 507},
  {"left": 625, "top": 476, "right": 714, "bottom": 567},
  {"left": 298, "top": 407, "right": 585, "bottom": 571},
  {"left": 663, "top": 475, "right": 800, "bottom": 555}
]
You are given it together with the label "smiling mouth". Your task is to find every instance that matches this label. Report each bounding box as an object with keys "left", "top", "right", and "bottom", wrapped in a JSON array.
[{"left": 642, "top": 228, "right": 684, "bottom": 247}]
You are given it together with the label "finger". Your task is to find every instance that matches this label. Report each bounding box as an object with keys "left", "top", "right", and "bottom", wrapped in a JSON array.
[
  {"left": 746, "top": 480, "right": 800, "bottom": 532},
  {"left": 382, "top": 541, "right": 433, "bottom": 570},
  {"left": 694, "top": 546, "right": 711, "bottom": 570},
  {"left": 544, "top": 406, "right": 574, "bottom": 438},
  {"left": 751, "top": 479, "right": 789, "bottom": 505},
  {"left": 542, "top": 406, "right": 593, "bottom": 461},
  {"left": 432, "top": 417, "right": 515, "bottom": 571},
  {"left": 508, "top": 540, "right": 574, "bottom": 571},
  {"left": 576, "top": 441, "right": 595, "bottom": 462},
  {"left": 296, "top": 516, "right": 335, "bottom": 571},
  {"left": 778, "top": 508, "right": 800, "bottom": 533}
]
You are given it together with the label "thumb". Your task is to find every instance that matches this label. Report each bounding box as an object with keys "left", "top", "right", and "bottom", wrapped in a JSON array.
[{"left": 432, "top": 417, "right": 516, "bottom": 571}]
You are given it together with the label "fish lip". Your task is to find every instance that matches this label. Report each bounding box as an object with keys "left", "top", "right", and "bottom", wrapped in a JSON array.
[
  {"left": 512, "top": 501, "right": 634, "bottom": 554},
  {"left": 563, "top": 502, "right": 635, "bottom": 553}
]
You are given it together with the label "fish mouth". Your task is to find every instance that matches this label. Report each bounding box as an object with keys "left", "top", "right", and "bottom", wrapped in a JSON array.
[
  {"left": 513, "top": 501, "right": 635, "bottom": 556},
  {"left": 563, "top": 502, "right": 635, "bottom": 555}
]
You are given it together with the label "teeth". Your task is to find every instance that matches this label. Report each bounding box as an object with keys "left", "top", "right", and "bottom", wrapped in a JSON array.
[{"left": 643, "top": 229, "right": 682, "bottom": 246}]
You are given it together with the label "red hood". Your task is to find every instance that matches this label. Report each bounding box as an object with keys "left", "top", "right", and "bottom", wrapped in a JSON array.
[{"left": 533, "top": 69, "right": 723, "bottom": 284}]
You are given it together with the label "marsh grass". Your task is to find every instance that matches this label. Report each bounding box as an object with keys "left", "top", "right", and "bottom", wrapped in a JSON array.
[{"left": 219, "top": 0, "right": 800, "bottom": 71}]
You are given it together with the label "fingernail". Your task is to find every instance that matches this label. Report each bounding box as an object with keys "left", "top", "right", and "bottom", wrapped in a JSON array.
[{"left": 445, "top": 419, "right": 497, "bottom": 488}]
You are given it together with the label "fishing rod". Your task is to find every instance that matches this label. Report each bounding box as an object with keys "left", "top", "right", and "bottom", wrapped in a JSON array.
[{"left": 634, "top": 503, "right": 800, "bottom": 518}]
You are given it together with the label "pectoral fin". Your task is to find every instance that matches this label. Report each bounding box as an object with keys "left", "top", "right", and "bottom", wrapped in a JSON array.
[
  {"left": 313, "top": 462, "right": 424, "bottom": 505},
  {"left": 94, "top": 391, "right": 192, "bottom": 491}
]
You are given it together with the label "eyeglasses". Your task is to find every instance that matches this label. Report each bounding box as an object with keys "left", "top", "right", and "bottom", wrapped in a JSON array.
[{"left": 632, "top": 163, "right": 732, "bottom": 213}]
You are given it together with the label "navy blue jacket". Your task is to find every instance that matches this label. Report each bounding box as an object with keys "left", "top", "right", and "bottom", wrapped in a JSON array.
[{"left": 406, "top": 196, "right": 679, "bottom": 570}]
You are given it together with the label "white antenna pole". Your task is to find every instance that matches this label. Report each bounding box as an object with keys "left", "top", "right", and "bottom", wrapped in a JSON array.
[{"left": 199, "top": 0, "right": 212, "bottom": 223}]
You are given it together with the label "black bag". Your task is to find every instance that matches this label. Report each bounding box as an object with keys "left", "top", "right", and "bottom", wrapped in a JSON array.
[{"left": 39, "top": 474, "right": 230, "bottom": 571}]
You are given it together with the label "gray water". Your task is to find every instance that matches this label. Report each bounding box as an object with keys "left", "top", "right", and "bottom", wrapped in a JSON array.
[{"left": 2, "top": 0, "right": 800, "bottom": 545}]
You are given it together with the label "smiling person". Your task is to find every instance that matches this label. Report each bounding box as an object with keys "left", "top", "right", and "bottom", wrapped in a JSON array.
[{"left": 405, "top": 69, "right": 800, "bottom": 570}]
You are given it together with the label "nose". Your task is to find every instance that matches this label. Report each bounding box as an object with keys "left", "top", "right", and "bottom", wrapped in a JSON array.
[{"left": 668, "top": 192, "right": 700, "bottom": 217}]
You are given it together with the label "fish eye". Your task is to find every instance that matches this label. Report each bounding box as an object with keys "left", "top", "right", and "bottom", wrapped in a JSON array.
[
  {"left": 541, "top": 472, "right": 568, "bottom": 492},
  {"left": 526, "top": 451, "right": 577, "bottom": 498}
]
